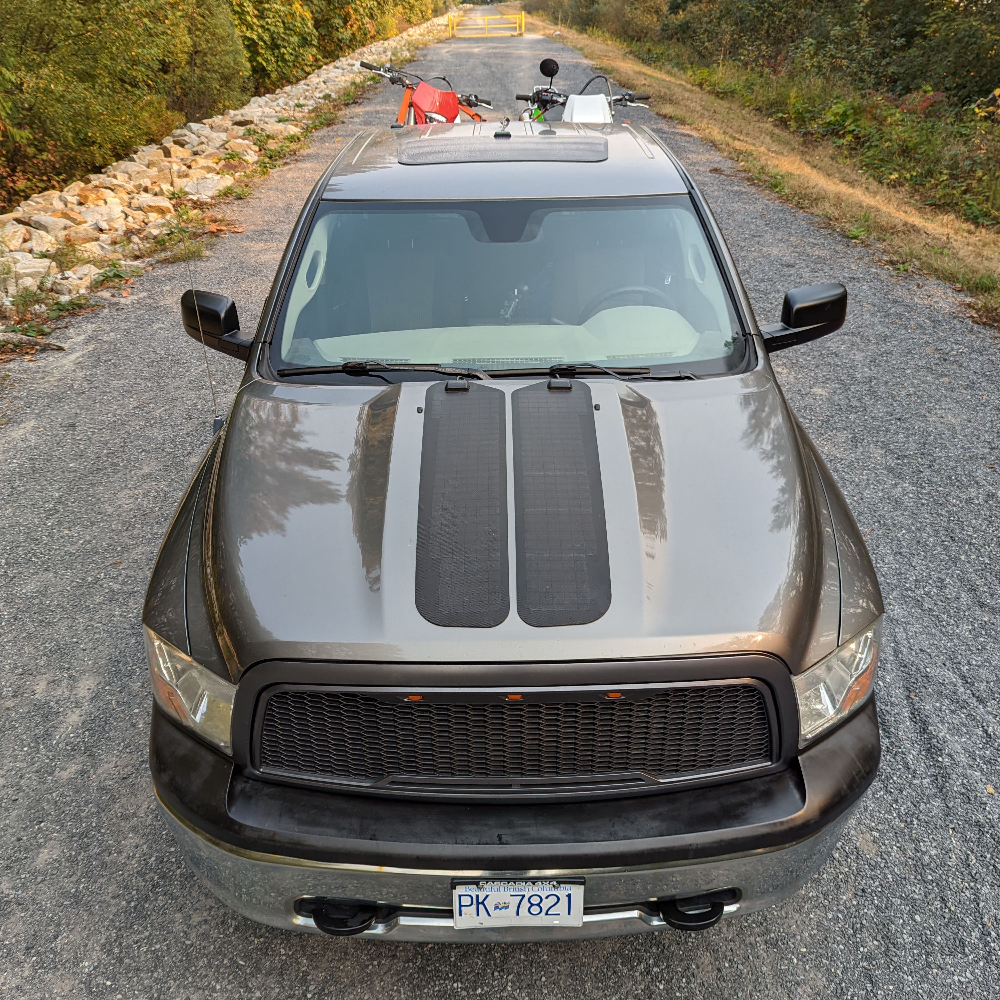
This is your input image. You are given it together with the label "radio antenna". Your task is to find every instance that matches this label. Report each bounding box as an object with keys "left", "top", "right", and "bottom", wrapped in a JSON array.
[{"left": 185, "top": 259, "right": 223, "bottom": 433}]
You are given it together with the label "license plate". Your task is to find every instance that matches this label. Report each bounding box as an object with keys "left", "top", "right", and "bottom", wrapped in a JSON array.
[{"left": 452, "top": 879, "right": 584, "bottom": 928}]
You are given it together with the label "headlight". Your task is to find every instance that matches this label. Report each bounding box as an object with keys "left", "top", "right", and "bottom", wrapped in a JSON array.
[
  {"left": 144, "top": 627, "right": 235, "bottom": 754},
  {"left": 793, "top": 617, "right": 881, "bottom": 747}
]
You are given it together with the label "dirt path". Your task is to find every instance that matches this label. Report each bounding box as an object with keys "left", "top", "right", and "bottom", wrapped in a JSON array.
[{"left": 1, "top": 31, "right": 997, "bottom": 999}]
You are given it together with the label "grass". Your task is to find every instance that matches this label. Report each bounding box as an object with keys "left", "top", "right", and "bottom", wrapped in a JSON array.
[
  {"left": 47, "top": 294, "right": 89, "bottom": 318},
  {"left": 93, "top": 261, "right": 142, "bottom": 287},
  {"left": 149, "top": 214, "right": 206, "bottom": 263},
  {"left": 218, "top": 183, "right": 252, "bottom": 199},
  {"left": 525, "top": 16, "right": 1000, "bottom": 329}
]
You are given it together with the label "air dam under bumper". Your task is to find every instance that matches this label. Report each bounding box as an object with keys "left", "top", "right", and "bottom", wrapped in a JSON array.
[{"left": 151, "top": 700, "right": 879, "bottom": 941}]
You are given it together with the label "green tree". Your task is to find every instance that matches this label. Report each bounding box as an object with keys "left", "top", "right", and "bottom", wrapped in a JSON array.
[
  {"left": 227, "top": 0, "right": 319, "bottom": 93},
  {"left": 0, "top": 0, "right": 255, "bottom": 210},
  {"left": 305, "top": 0, "right": 433, "bottom": 63},
  {"left": 175, "top": 0, "right": 253, "bottom": 121}
]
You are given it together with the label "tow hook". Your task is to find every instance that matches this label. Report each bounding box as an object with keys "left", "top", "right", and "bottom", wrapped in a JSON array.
[
  {"left": 657, "top": 888, "right": 741, "bottom": 931},
  {"left": 294, "top": 897, "right": 396, "bottom": 937}
]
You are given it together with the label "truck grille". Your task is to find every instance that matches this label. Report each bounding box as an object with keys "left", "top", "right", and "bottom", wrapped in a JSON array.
[{"left": 254, "top": 684, "right": 775, "bottom": 797}]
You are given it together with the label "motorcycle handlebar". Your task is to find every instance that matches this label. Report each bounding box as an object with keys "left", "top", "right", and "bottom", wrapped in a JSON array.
[
  {"left": 359, "top": 60, "right": 381, "bottom": 72},
  {"left": 632, "top": 93, "right": 651, "bottom": 101},
  {"left": 515, "top": 94, "right": 533, "bottom": 102}
]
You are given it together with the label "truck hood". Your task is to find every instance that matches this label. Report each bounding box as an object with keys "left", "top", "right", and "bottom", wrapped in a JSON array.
[{"left": 209, "top": 370, "right": 837, "bottom": 673}]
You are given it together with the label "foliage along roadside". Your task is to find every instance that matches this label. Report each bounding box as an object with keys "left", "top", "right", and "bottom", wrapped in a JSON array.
[
  {"left": 522, "top": 15, "right": 1000, "bottom": 330},
  {"left": 0, "top": 0, "right": 447, "bottom": 213},
  {"left": 525, "top": 0, "right": 1000, "bottom": 230},
  {"left": 0, "top": 15, "right": 454, "bottom": 363}
]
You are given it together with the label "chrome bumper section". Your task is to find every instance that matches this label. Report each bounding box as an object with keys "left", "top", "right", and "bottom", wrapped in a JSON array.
[{"left": 157, "top": 796, "right": 853, "bottom": 941}]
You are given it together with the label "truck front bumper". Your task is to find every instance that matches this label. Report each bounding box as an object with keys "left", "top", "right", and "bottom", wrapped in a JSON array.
[
  {"left": 158, "top": 795, "right": 851, "bottom": 940},
  {"left": 151, "top": 699, "right": 879, "bottom": 941}
]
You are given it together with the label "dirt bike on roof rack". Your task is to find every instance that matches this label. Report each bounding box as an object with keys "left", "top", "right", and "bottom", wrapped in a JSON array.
[
  {"left": 515, "top": 58, "right": 649, "bottom": 124},
  {"left": 359, "top": 61, "right": 493, "bottom": 125}
]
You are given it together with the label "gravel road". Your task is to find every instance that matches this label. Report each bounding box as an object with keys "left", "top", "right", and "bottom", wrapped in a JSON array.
[{"left": 2, "top": 29, "right": 998, "bottom": 1000}]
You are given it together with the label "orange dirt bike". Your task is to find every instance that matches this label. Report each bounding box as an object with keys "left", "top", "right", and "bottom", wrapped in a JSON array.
[{"left": 359, "top": 61, "right": 493, "bottom": 125}]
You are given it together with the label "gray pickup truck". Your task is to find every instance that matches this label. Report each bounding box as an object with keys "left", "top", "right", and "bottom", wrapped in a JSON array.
[{"left": 145, "top": 121, "right": 882, "bottom": 941}]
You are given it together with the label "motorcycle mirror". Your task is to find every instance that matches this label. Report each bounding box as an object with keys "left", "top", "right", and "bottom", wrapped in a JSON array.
[{"left": 540, "top": 58, "right": 559, "bottom": 83}]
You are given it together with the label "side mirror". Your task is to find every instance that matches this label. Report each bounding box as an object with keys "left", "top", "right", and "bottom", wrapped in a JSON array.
[
  {"left": 540, "top": 58, "right": 559, "bottom": 82},
  {"left": 180, "top": 290, "right": 253, "bottom": 361},
  {"left": 759, "top": 282, "right": 847, "bottom": 352}
]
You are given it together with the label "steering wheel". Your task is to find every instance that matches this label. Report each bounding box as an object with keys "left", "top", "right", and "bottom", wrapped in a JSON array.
[{"left": 578, "top": 285, "right": 675, "bottom": 324}]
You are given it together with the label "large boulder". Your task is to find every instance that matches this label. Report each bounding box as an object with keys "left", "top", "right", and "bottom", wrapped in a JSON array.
[
  {"left": 30, "top": 216, "right": 73, "bottom": 237},
  {"left": 26, "top": 229, "right": 59, "bottom": 254},
  {"left": 79, "top": 199, "right": 124, "bottom": 225},
  {"left": 161, "top": 143, "right": 193, "bottom": 160},
  {"left": 0, "top": 222, "right": 29, "bottom": 252},
  {"left": 180, "top": 175, "right": 234, "bottom": 198},
  {"left": 11, "top": 255, "right": 55, "bottom": 293},
  {"left": 63, "top": 225, "right": 101, "bottom": 245},
  {"left": 53, "top": 263, "right": 99, "bottom": 297},
  {"left": 110, "top": 161, "right": 150, "bottom": 178},
  {"left": 136, "top": 195, "right": 175, "bottom": 218},
  {"left": 76, "top": 186, "right": 108, "bottom": 206}
]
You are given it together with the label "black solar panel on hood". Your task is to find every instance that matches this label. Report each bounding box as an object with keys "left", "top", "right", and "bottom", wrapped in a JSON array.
[
  {"left": 415, "top": 381, "right": 509, "bottom": 628},
  {"left": 512, "top": 380, "right": 611, "bottom": 627}
]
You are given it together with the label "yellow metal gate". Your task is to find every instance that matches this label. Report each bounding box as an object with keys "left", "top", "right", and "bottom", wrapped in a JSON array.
[{"left": 448, "top": 12, "right": 525, "bottom": 37}]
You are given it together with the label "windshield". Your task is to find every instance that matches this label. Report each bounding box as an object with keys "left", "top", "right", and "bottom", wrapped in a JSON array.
[{"left": 271, "top": 196, "right": 745, "bottom": 375}]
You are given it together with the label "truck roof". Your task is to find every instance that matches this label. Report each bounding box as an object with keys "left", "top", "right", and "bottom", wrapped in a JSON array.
[{"left": 322, "top": 121, "right": 689, "bottom": 202}]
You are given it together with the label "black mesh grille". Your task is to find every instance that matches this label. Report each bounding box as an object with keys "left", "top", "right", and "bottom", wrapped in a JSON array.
[{"left": 256, "top": 686, "right": 774, "bottom": 793}]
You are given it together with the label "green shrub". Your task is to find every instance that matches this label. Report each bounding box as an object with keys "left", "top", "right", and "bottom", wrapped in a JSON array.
[
  {"left": 685, "top": 63, "right": 1000, "bottom": 226},
  {"left": 528, "top": 0, "right": 1000, "bottom": 226},
  {"left": 227, "top": 0, "right": 319, "bottom": 93},
  {"left": 657, "top": 0, "right": 1000, "bottom": 106},
  {"left": 0, "top": 1, "right": 186, "bottom": 210},
  {"left": 0, "top": 0, "right": 253, "bottom": 211},
  {"left": 0, "top": 0, "right": 440, "bottom": 212},
  {"left": 305, "top": 0, "right": 433, "bottom": 62},
  {"left": 175, "top": 0, "right": 253, "bottom": 121}
]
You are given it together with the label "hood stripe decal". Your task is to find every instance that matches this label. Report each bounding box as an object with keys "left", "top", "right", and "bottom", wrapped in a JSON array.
[
  {"left": 512, "top": 381, "right": 611, "bottom": 627},
  {"left": 415, "top": 382, "right": 509, "bottom": 627}
]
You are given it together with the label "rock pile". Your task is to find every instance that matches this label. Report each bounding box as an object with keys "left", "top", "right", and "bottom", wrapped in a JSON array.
[{"left": 0, "top": 12, "right": 455, "bottom": 314}]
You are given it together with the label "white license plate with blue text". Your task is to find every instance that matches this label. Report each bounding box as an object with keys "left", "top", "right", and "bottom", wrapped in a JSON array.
[{"left": 452, "top": 880, "right": 584, "bottom": 928}]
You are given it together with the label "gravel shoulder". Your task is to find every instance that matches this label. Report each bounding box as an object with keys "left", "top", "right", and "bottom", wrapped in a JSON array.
[{"left": 1, "top": 31, "right": 998, "bottom": 1000}]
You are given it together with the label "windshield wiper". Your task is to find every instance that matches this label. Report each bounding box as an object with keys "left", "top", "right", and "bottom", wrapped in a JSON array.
[
  {"left": 486, "top": 363, "right": 653, "bottom": 378},
  {"left": 549, "top": 363, "right": 702, "bottom": 381},
  {"left": 635, "top": 370, "right": 701, "bottom": 381},
  {"left": 277, "top": 360, "right": 489, "bottom": 381},
  {"left": 549, "top": 362, "right": 647, "bottom": 380}
]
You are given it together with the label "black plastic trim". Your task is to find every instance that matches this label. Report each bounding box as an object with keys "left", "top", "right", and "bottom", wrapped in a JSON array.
[{"left": 149, "top": 698, "right": 879, "bottom": 870}]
